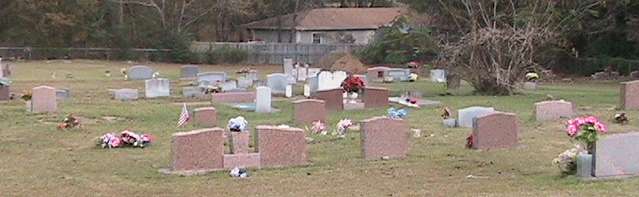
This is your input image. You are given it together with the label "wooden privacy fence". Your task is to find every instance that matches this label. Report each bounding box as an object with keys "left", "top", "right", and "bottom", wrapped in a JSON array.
[{"left": 191, "top": 42, "right": 364, "bottom": 65}]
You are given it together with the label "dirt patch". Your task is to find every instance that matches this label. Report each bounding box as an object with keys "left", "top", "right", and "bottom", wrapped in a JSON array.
[{"left": 317, "top": 53, "right": 367, "bottom": 74}]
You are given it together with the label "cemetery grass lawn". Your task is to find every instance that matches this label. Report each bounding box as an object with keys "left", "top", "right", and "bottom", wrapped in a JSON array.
[{"left": 2, "top": 60, "right": 639, "bottom": 196}]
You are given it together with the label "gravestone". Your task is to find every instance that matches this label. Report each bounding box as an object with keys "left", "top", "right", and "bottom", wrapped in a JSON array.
[
  {"left": 471, "top": 112, "right": 519, "bottom": 149},
  {"left": 211, "top": 92, "right": 256, "bottom": 103},
  {"left": 255, "top": 86, "right": 272, "bottom": 113},
  {"left": 307, "top": 76, "right": 318, "bottom": 94},
  {"left": 620, "top": 80, "right": 639, "bottom": 110},
  {"left": 594, "top": 132, "right": 639, "bottom": 178},
  {"left": 197, "top": 72, "right": 227, "bottom": 85},
  {"left": 229, "top": 132, "right": 250, "bottom": 154},
  {"left": 32, "top": 86, "right": 57, "bottom": 113},
  {"left": 430, "top": 69, "right": 446, "bottom": 83},
  {"left": 127, "top": 65, "right": 154, "bottom": 80},
  {"left": 307, "top": 68, "right": 321, "bottom": 78},
  {"left": 170, "top": 128, "right": 225, "bottom": 172},
  {"left": 56, "top": 88, "right": 70, "bottom": 101},
  {"left": 387, "top": 68, "right": 410, "bottom": 82},
  {"left": 267, "top": 73, "right": 288, "bottom": 95},
  {"left": 237, "top": 77, "right": 253, "bottom": 89},
  {"left": 293, "top": 99, "right": 327, "bottom": 125},
  {"left": 193, "top": 107, "right": 217, "bottom": 127},
  {"left": 283, "top": 58, "right": 294, "bottom": 76},
  {"left": 367, "top": 67, "right": 391, "bottom": 82},
  {"left": 361, "top": 117, "right": 410, "bottom": 160},
  {"left": 145, "top": 78, "right": 170, "bottom": 98},
  {"left": 113, "top": 89, "right": 138, "bottom": 101},
  {"left": 296, "top": 66, "right": 308, "bottom": 81},
  {"left": 181, "top": 65, "right": 199, "bottom": 79},
  {"left": 257, "top": 125, "right": 308, "bottom": 168},
  {"left": 0, "top": 85, "right": 9, "bottom": 101},
  {"left": 458, "top": 106, "right": 496, "bottom": 128},
  {"left": 317, "top": 71, "right": 347, "bottom": 91},
  {"left": 363, "top": 87, "right": 389, "bottom": 108},
  {"left": 221, "top": 80, "right": 238, "bottom": 92},
  {"left": 182, "top": 86, "right": 203, "bottom": 98},
  {"left": 245, "top": 70, "right": 258, "bottom": 81},
  {"left": 313, "top": 88, "right": 344, "bottom": 111},
  {"left": 534, "top": 100, "right": 575, "bottom": 121}
]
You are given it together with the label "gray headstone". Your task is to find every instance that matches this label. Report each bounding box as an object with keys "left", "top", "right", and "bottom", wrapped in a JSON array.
[
  {"left": 238, "top": 77, "right": 253, "bottom": 89},
  {"left": 308, "top": 76, "right": 319, "bottom": 94},
  {"left": 128, "top": 65, "right": 154, "bottom": 80},
  {"left": 255, "top": 86, "right": 271, "bottom": 113},
  {"left": 197, "top": 72, "right": 227, "bottom": 85},
  {"left": 145, "top": 78, "right": 170, "bottom": 98},
  {"left": 181, "top": 65, "right": 199, "bottom": 78},
  {"left": 56, "top": 88, "right": 70, "bottom": 101},
  {"left": 387, "top": 68, "right": 411, "bottom": 82},
  {"left": 245, "top": 70, "right": 258, "bottom": 81},
  {"left": 458, "top": 106, "right": 496, "bottom": 128},
  {"left": 267, "top": 73, "right": 288, "bottom": 95},
  {"left": 221, "top": 80, "right": 238, "bottom": 92},
  {"left": 594, "top": 132, "right": 639, "bottom": 178},
  {"left": 182, "top": 86, "right": 202, "bottom": 98},
  {"left": 430, "top": 69, "right": 447, "bottom": 83},
  {"left": 283, "top": 58, "right": 294, "bottom": 76},
  {"left": 307, "top": 68, "right": 321, "bottom": 78},
  {"left": 113, "top": 89, "right": 138, "bottom": 101}
]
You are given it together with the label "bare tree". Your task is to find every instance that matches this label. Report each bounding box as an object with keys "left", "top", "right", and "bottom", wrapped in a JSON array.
[{"left": 110, "top": 0, "right": 216, "bottom": 34}]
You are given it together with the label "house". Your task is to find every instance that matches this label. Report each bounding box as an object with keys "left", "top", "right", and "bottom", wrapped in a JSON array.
[{"left": 242, "top": 8, "right": 405, "bottom": 45}]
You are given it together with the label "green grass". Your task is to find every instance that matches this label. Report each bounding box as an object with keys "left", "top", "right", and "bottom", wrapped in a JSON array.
[{"left": 1, "top": 60, "right": 638, "bottom": 196}]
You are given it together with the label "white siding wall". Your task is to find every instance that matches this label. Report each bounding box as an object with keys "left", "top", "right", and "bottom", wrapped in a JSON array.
[{"left": 254, "top": 29, "right": 377, "bottom": 44}]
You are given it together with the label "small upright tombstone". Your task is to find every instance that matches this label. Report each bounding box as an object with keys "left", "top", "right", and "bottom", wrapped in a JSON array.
[
  {"left": 620, "top": 80, "right": 639, "bottom": 110},
  {"left": 182, "top": 86, "right": 203, "bottom": 98},
  {"left": 0, "top": 84, "right": 10, "bottom": 101},
  {"left": 534, "top": 100, "right": 575, "bottom": 121},
  {"left": 197, "top": 72, "right": 227, "bottom": 85},
  {"left": 181, "top": 65, "right": 199, "bottom": 79},
  {"left": 471, "top": 112, "right": 519, "bottom": 149},
  {"left": 283, "top": 58, "right": 294, "bottom": 76},
  {"left": 430, "top": 69, "right": 446, "bottom": 83},
  {"left": 193, "top": 107, "right": 217, "bottom": 127},
  {"left": 170, "top": 128, "right": 225, "bottom": 173},
  {"left": 361, "top": 116, "right": 410, "bottom": 160},
  {"left": 363, "top": 87, "right": 389, "bottom": 108},
  {"left": 127, "top": 65, "right": 154, "bottom": 80},
  {"left": 32, "top": 86, "right": 57, "bottom": 113},
  {"left": 56, "top": 88, "right": 70, "bottom": 101},
  {"left": 593, "top": 132, "right": 639, "bottom": 178},
  {"left": 255, "top": 86, "right": 272, "bottom": 113},
  {"left": 367, "top": 67, "right": 391, "bottom": 82},
  {"left": 293, "top": 99, "right": 327, "bottom": 125},
  {"left": 267, "top": 73, "right": 288, "bottom": 95},
  {"left": 257, "top": 125, "right": 308, "bottom": 168},
  {"left": 237, "top": 77, "right": 253, "bottom": 89},
  {"left": 145, "top": 78, "right": 170, "bottom": 98},
  {"left": 387, "top": 68, "right": 410, "bottom": 82},
  {"left": 458, "top": 106, "right": 496, "bottom": 128},
  {"left": 313, "top": 88, "right": 344, "bottom": 111}
]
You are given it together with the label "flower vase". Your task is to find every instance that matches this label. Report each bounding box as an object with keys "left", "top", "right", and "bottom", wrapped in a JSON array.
[
  {"left": 347, "top": 92, "right": 358, "bottom": 104},
  {"left": 576, "top": 153, "right": 593, "bottom": 177}
]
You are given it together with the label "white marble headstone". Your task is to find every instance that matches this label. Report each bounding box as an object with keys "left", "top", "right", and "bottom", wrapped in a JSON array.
[
  {"left": 255, "top": 86, "right": 272, "bottom": 113},
  {"left": 430, "top": 69, "right": 447, "bottom": 83},
  {"left": 458, "top": 106, "right": 496, "bottom": 128},
  {"left": 145, "top": 78, "right": 170, "bottom": 98}
]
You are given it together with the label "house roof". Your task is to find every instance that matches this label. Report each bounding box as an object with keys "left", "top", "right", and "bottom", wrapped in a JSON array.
[{"left": 244, "top": 8, "right": 405, "bottom": 31}]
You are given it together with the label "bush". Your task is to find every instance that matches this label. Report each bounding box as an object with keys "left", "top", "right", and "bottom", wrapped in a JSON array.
[
  {"left": 357, "top": 23, "right": 438, "bottom": 65},
  {"left": 206, "top": 47, "right": 248, "bottom": 64}
]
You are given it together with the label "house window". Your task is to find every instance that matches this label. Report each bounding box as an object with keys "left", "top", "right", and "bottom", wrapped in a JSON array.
[{"left": 312, "top": 33, "right": 321, "bottom": 44}]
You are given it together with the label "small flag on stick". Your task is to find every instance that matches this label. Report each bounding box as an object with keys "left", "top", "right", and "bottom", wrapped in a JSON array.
[{"left": 177, "top": 103, "right": 190, "bottom": 127}]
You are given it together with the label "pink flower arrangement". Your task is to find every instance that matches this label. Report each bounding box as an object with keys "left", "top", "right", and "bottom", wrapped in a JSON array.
[
  {"left": 310, "top": 120, "right": 327, "bottom": 135},
  {"left": 98, "top": 130, "right": 153, "bottom": 149},
  {"left": 566, "top": 116, "right": 607, "bottom": 153}
]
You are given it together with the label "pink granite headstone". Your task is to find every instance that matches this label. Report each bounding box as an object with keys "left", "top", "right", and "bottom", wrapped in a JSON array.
[
  {"left": 367, "top": 66, "right": 390, "bottom": 82},
  {"left": 313, "top": 88, "right": 343, "bottom": 111},
  {"left": 171, "top": 128, "right": 225, "bottom": 172},
  {"left": 256, "top": 125, "right": 308, "bottom": 168},
  {"left": 620, "top": 81, "right": 639, "bottom": 110},
  {"left": 211, "top": 92, "right": 256, "bottom": 103},
  {"left": 230, "top": 132, "right": 250, "bottom": 154},
  {"left": 31, "top": 86, "right": 57, "bottom": 113},
  {"left": 193, "top": 107, "right": 217, "bottom": 127},
  {"left": 534, "top": 100, "right": 575, "bottom": 121},
  {"left": 360, "top": 117, "right": 410, "bottom": 160},
  {"left": 0, "top": 85, "right": 9, "bottom": 101},
  {"left": 363, "top": 87, "right": 389, "bottom": 108},
  {"left": 471, "top": 112, "right": 519, "bottom": 149},
  {"left": 594, "top": 132, "right": 639, "bottom": 178},
  {"left": 293, "top": 99, "right": 327, "bottom": 125}
]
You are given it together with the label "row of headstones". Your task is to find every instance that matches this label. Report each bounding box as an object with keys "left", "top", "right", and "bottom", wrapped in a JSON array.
[
  {"left": 166, "top": 116, "right": 410, "bottom": 174},
  {"left": 13, "top": 86, "right": 71, "bottom": 112}
]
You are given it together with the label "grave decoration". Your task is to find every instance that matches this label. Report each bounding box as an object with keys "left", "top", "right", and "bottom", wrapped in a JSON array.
[
  {"left": 228, "top": 116, "right": 248, "bottom": 132},
  {"left": 341, "top": 74, "right": 365, "bottom": 100},
  {"left": 613, "top": 113, "right": 628, "bottom": 125},
  {"left": 98, "top": 130, "right": 153, "bottom": 149},
  {"left": 409, "top": 73, "right": 418, "bottom": 82},
  {"left": 552, "top": 145, "right": 586, "bottom": 175},
  {"left": 335, "top": 119, "right": 353, "bottom": 138},
  {"left": 120, "top": 68, "right": 127, "bottom": 80},
  {"left": 57, "top": 114, "right": 80, "bottom": 129},
  {"left": 104, "top": 70, "right": 111, "bottom": 77},
  {"left": 229, "top": 167, "right": 249, "bottom": 178},
  {"left": 387, "top": 108, "right": 408, "bottom": 119},
  {"left": 442, "top": 107, "right": 457, "bottom": 128},
  {"left": 309, "top": 120, "right": 327, "bottom": 135},
  {"left": 525, "top": 72, "right": 539, "bottom": 82}
]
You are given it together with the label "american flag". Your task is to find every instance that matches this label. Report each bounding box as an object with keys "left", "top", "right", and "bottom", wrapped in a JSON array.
[{"left": 177, "top": 103, "right": 190, "bottom": 127}]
